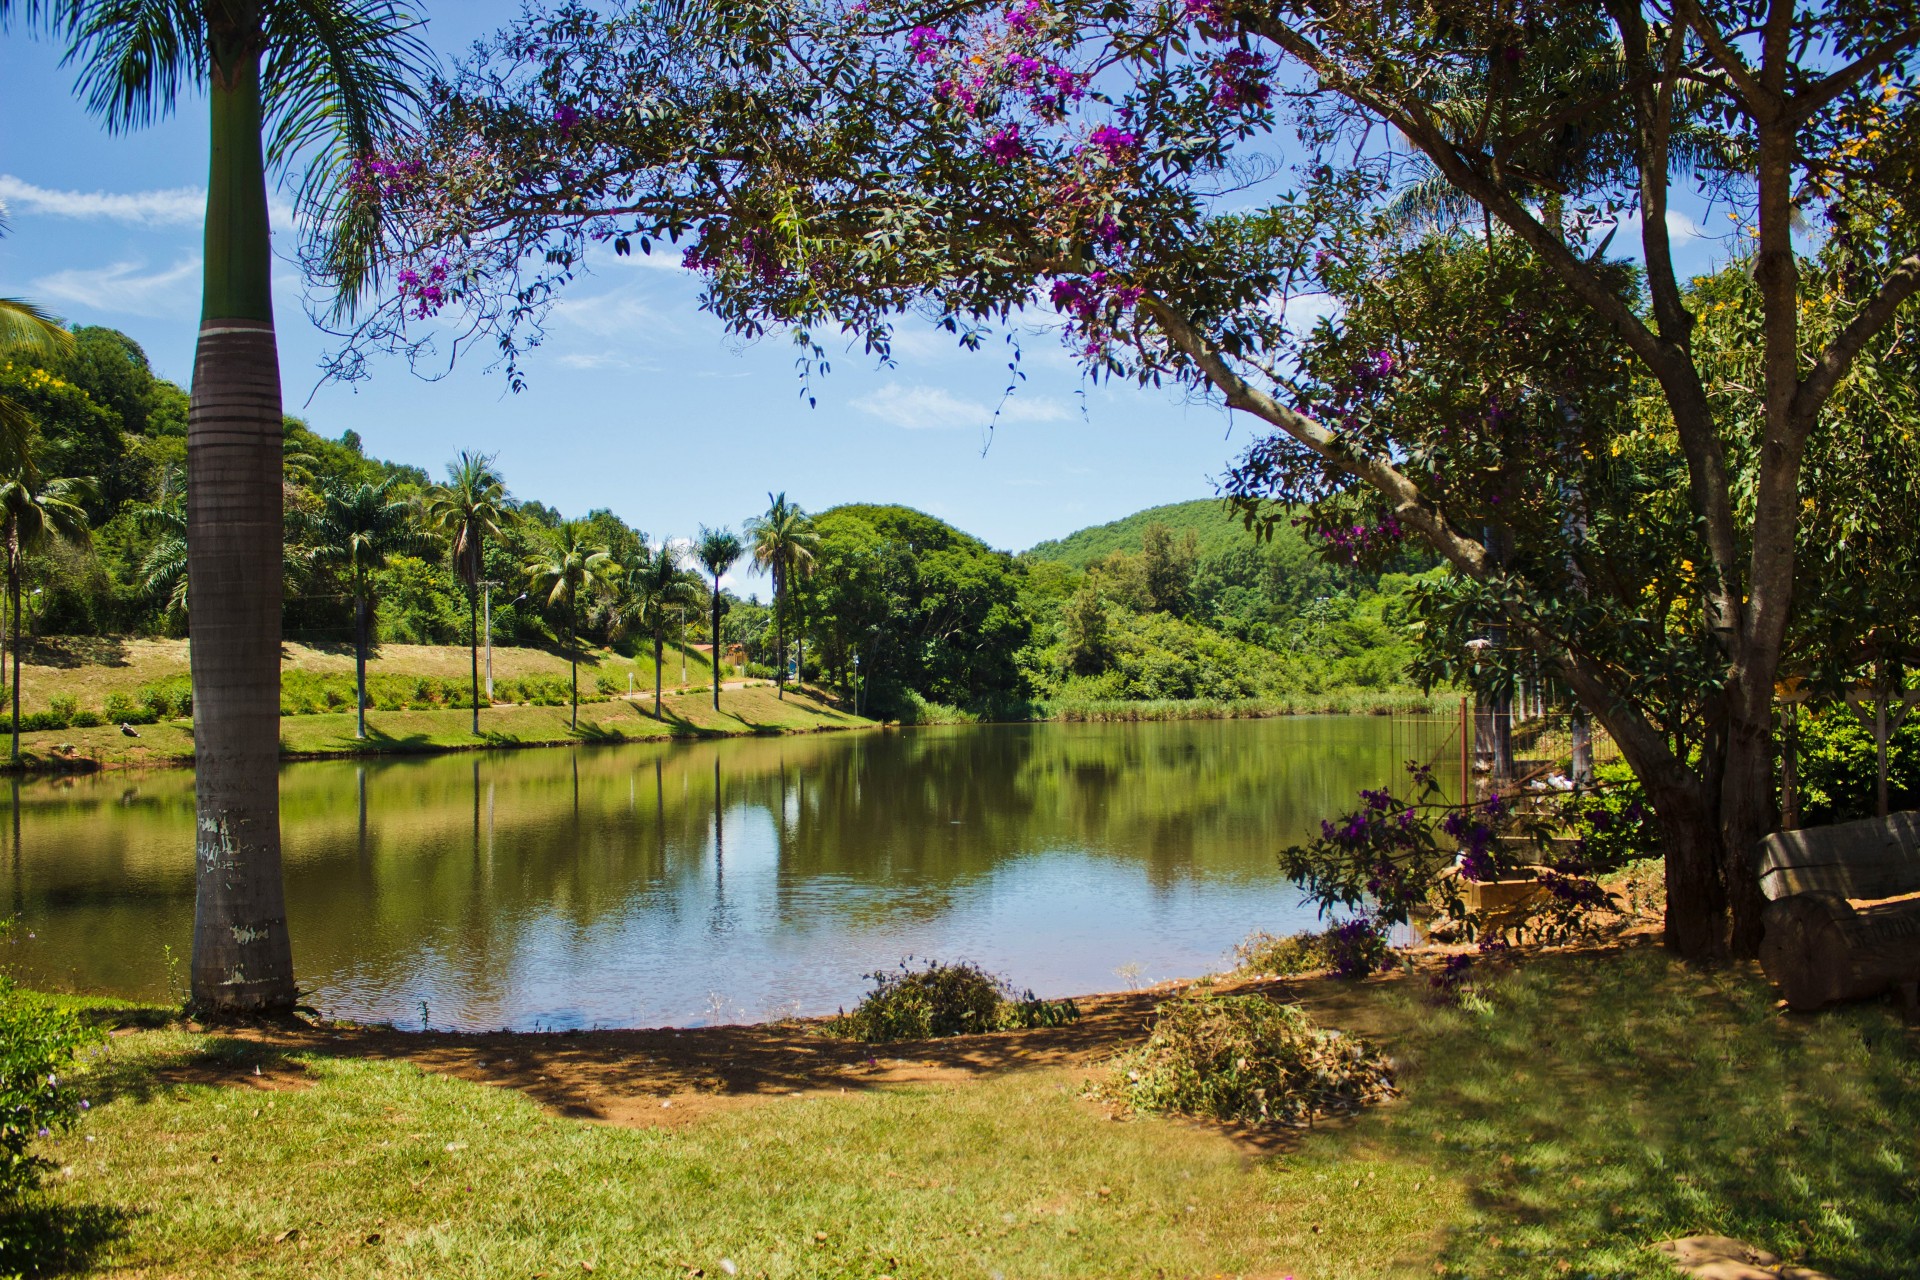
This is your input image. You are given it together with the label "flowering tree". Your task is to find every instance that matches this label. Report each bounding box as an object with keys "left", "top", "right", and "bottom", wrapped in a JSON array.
[{"left": 328, "top": 0, "right": 1920, "bottom": 959}]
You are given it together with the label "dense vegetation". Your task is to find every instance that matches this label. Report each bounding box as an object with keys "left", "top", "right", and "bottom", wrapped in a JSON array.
[{"left": 1, "top": 331, "right": 1426, "bottom": 725}]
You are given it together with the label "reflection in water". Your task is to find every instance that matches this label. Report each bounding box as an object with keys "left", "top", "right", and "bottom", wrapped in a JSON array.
[{"left": 3, "top": 717, "right": 1458, "bottom": 1030}]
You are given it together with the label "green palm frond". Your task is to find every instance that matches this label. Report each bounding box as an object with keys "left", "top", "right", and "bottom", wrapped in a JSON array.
[{"left": 0, "top": 298, "right": 75, "bottom": 356}]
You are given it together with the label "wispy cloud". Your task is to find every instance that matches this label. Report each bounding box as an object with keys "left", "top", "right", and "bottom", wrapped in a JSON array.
[
  {"left": 0, "top": 174, "right": 204, "bottom": 226},
  {"left": 31, "top": 255, "right": 202, "bottom": 317},
  {"left": 852, "top": 383, "right": 1070, "bottom": 431}
]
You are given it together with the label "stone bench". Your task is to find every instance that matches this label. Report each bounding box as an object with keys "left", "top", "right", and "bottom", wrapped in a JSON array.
[{"left": 1756, "top": 810, "right": 1920, "bottom": 1014}]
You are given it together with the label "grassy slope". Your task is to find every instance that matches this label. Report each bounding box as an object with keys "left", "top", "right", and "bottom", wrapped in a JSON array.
[
  {"left": 8, "top": 947, "right": 1916, "bottom": 1279},
  {"left": 10, "top": 636, "right": 724, "bottom": 715},
  {"left": 14, "top": 685, "right": 869, "bottom": 770},
  {"left": 1022, "top": 497, "right": 1257, "bottom": 570}
]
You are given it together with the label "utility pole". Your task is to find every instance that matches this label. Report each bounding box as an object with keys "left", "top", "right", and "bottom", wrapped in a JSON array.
[{"left": 482, "top": 581, "right": 494, "bottom": 699}]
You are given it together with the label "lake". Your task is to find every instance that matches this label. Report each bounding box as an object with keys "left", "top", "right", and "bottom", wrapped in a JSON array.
[{"left": 2, "top": 716, "right": 1459, "bottom": 1030}]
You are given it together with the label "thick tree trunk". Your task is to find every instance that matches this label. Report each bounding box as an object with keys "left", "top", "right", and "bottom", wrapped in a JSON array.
[
  {"left": 1720, "top": 679, "right": 1777, "bottom": 957},
  {"left": 186, "top": 38, "right": 296, "bottom": 1018}
]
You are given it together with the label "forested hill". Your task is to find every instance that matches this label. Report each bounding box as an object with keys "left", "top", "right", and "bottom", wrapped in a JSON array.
[{"left": 1024, "top": 499, "right": 1260, "bottom": 569}]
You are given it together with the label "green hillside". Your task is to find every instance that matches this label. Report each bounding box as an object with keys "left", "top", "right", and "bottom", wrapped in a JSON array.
[{"left": 1024, "top": 499, "right": 1274, "bottom": 569}]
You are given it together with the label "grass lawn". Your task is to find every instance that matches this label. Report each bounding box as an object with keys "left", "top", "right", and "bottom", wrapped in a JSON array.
[
  {"left": 11, "top": 685, "right": 869, "bottom": 771},
  {"left": 6, "top": 945, "right": 1915, "bottom": 1279}
]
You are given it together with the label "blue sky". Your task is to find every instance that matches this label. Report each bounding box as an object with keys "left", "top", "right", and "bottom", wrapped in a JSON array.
[
  {"left": 0, "top": 6, "right": 1734, "bottom": 557},
  {"left": 0, "top": 4, "right": 1261, "bottom": 556}
]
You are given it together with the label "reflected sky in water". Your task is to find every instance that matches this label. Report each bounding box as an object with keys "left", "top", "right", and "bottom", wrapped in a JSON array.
[{"left": 3, "top": 717, "right": 1460, "bottom": 1030}]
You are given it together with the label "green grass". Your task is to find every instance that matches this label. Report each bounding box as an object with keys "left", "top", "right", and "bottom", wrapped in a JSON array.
[
  {"left": 6, "top": 947, "right": 1915, "bottom": 1278},
  {"left": 6, "top": 686, "right": 869, "bottom": 771}
]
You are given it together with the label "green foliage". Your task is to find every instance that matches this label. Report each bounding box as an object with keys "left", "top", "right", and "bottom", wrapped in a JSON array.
[
  {"left": 1561, "top": 764, "right": 1661, "bottom": 865},
  {"left": 1230, "top": 929, "right": 1329, "bottom": 977},
  {"left": 1794, "top": 703, "right": 1920, "bottom": 825},
  {"left": 826, "top": 960, "right": 1078, "bottom": 1042},
  {"left": 1100, "top": 989, "right": 1395, "bottom": 1127},
  {"left": 0, "top": 933, "right": 99, "bottom": 1199}
]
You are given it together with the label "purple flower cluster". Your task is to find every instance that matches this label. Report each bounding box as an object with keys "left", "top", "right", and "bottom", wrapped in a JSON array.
[
  {"left": 1310, "top": 515, "right": 1405, "bottom": 561},
  {"left": 1004, "top": 0, "right": 1042, "bottom": 31},
  {"left": 1429, "top": 953, "right": 1474, "bottom": 998},
  {"left": 1325, "top": 917, "right": 1393, "bottom": 978},
  {"left": 907, "top": 25, "right": 944, "bottom": 62},
  {"left": 396, "top": 258, "right": 449, "bottom": 319},
  {"left": 1085, "top": 124, "right": 1138, "bottom": 163},
  {"left": 1207, "top": 49, "right": 1272, "bottom": 109},
  {"left": 1183, "top": 0, "right": 1228, "bottom": 25},
  {"left": 984, "top": 125, "right": 1028, "bottom": 166},
  {"left": 347, "top": 153, "right": 423, "bottom": 202},
  {"left": 681, "top": 228, "right": 787, "bottom": 285}
]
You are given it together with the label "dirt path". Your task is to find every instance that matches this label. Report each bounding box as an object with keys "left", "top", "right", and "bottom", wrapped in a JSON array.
[{"left": 170, "top": 965, "right": 1439, "bottom": 1135}]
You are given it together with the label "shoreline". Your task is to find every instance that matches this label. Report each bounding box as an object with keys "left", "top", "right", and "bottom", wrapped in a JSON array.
[{"left": 2, "top": 687, "right": 1448, "bottom": 777}]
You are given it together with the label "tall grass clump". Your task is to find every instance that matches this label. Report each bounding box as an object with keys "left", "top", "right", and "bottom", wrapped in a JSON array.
[
  {"left": 827, "top": 960, "right": 1078, "bottom": 1042},
  {"left": 1101, "top": 988, "right": 1395, "bottom": 1126}
]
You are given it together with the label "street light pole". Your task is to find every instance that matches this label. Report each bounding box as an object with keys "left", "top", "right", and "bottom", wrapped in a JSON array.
[{"left": 483, "top": 581, "right": 494, "bottom": 699}]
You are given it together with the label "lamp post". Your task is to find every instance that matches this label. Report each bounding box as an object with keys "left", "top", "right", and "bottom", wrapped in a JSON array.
[
  {"left": 851, "top": 650, "right": 860, "bottom": 718},
  {"left": 483, "top": 584, "right": 528, "bottom": 699}
]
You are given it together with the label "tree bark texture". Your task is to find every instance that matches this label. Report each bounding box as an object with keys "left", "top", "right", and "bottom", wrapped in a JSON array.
[
  {"left": 186, "top": 318, "right": 294, "bottom": 1015},
  {"left": 710, "top": 578, "right": 723, "bottom": 711}
]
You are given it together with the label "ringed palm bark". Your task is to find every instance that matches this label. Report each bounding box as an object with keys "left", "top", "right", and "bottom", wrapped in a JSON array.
[
  {"left": 298, "top": 475, "right": 419, "bottom": 739},
  {"left": 6, "top": 0, "right": 429, "bottom": 1015},
  {"left": 694, "top": 526, "right": 742, "bottom": 711},
  {"left": 745, "top": 493, "right": 818, "bottom": 700},
  {"left": 524, "top": 520, "right": 611, "bottom": 729},
  {"left": 0, "top": 468, "right": 93, "bottom": 759},
  {"left": 422, "top": 451, "right": 512, "bottom": 734},
  {"left": 627, "top": 543, "right": 701, "bottom": 718}
]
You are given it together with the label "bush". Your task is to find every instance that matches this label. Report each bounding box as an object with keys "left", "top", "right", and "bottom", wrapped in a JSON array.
[
  {"left": 46, "top": 696, "right": 76, "bottom": 726},
  {"left": 68, "top": 710, "right": 102, "bottom": 729},
  {"left": 102, "top": 693, "right": 156, "bottom": 726},
  {"left": 594, "top": 671, "right": 621, "bottom": 696},
  {"left": 1100, "top": 989, "right": 1395, "bottom": 1127},
  {"left": 138, "top": 681, "right": 190, "bottom": 719},
  {"left": 15, "top": 712, "right": 65, "bottom": 733},
  {"left": 1232, "top": 929, "right": 1329, "bottom": 977},
  {"left": 0, "top": 968, "right": 98, "bottom": 1198},
  {"left": 827, "top": 960, "right": 1079, "bottom": 1042}
]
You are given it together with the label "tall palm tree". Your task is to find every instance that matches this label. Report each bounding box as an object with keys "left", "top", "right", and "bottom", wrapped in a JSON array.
[
  {"left": 524, "top": 520, "right": 611, "bottom": 729},
  {"left": 694, "top": 526, "right": 743, "bottom": 711},
  {"left": 299, "top": 475, "right": 419, "bottom": 739},
  {"left": 422, "top": 452, "right": 512, "bottom": 733},
  {"left": 627, "top": 543, "right": 701, "bottom": 718},
  {"left": 4, "top": 0, "right": 430, "bottom": 1017},
  {"left": 745, "top": 493, "right": 818, "bottom": 700},
  {"left": 0, "top": 467, "right": 92, "bottom": 759}
]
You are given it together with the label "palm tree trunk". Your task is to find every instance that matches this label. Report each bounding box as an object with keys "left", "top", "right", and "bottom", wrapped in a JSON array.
[
  {"left": 354, "top": 591, "right": 369, "bottom": 740},
  {"left": 8, "top": 534, "right": 19, "bottom": 762},
  {"left": 568, "top": 612, "right": 579, "bottom": 729},
  {"left": 773, "top": 562, "right": 786, "bottom": 700},
  {"left": 710, "top": 579, "right": 722, "bottom": 712},
  {"left": 468, "top": 539, "right": 480, "bottom": 736},
  {"left": 187, "top": 36, "right": 296, "bottom": 1017}
]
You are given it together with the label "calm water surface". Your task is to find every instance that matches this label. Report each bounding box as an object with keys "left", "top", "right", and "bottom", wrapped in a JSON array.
[{"left": 2, "top": 718, "right": 1456, "bottom": 1030}]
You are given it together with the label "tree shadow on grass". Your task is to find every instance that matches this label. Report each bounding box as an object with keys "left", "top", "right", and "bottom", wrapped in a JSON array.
[
  {"left": 1382, "top": 945, "right": 1920, "bottom": 1280},
  {"left": 0, "top": 1200, "right": 130, "bottom": 1277}
]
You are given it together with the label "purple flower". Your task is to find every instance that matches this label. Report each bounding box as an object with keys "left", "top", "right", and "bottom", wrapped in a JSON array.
[
  {"left": 1005, "top": 0, "right": 1042, "bottom": 31},
  {"left": 984, "top": 126, "right": 1028, "bottom": 166},
  {"left": 1183, "top": 0, "right": 1227, "bottom": 24},
  {"left": 1207, "top": 49, "right": 1272, "bottom": 109},
  {"left": 907, "top": 25, "right": 943, "bottom": 63},
  {"left": 1085, "top": 125, "right": 1137, "bottom": 163},
  {"left": 551, "top": 103, "right": 584, "bottom": 136},
  {"left": 1007, "top": 53, "right": 1043, "bottom": 82}
]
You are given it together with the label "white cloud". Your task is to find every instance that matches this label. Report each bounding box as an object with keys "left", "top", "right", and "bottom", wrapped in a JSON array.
[
  {"left": 0, "top": 174, "right": 205, "bottom": 226},
  {"left": 549, "top": 283, "right": 664, "bottom": 339},
  {"left": 852, "top": 383, "right": 1070, "bottom": 431},
  {"left": 31, "top": 255, "right": 202, "bottom": 317}
]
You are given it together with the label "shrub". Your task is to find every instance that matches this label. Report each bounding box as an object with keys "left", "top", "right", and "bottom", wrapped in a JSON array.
[
  {"left": 0, "top": 966, "right": 98, "bottom": 1198},
  {"left": 68, "top": 710, "right": 102, "bottom": 729},
  {"left": 103, "top": 693, "right": 135, "bottom": 722},
  {"left": 827, "top": 960, "right": 1079, "bottom": 1042},
  {"left": 1100, "top": 989, "right": 1395, "bottom": 1126},
  {"left": 137, "top": 681, "right": 190, "bottom": 719},
  {"left": 46, "top": 696, "right": 76, "bottom": 726},
  {"left": 1232, "top": 929, "right": 1329, "bottom": 977},
  {"left": 594, "top": 671, "right": 621, "bottom": 696},
  {"left": 16, "top": 712, "right": 65, "bottom": 733}
]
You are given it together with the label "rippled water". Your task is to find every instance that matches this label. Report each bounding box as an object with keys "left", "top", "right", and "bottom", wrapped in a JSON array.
[{"left": 2, "top": 717, "right": 1459, "bottom": 1030}]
